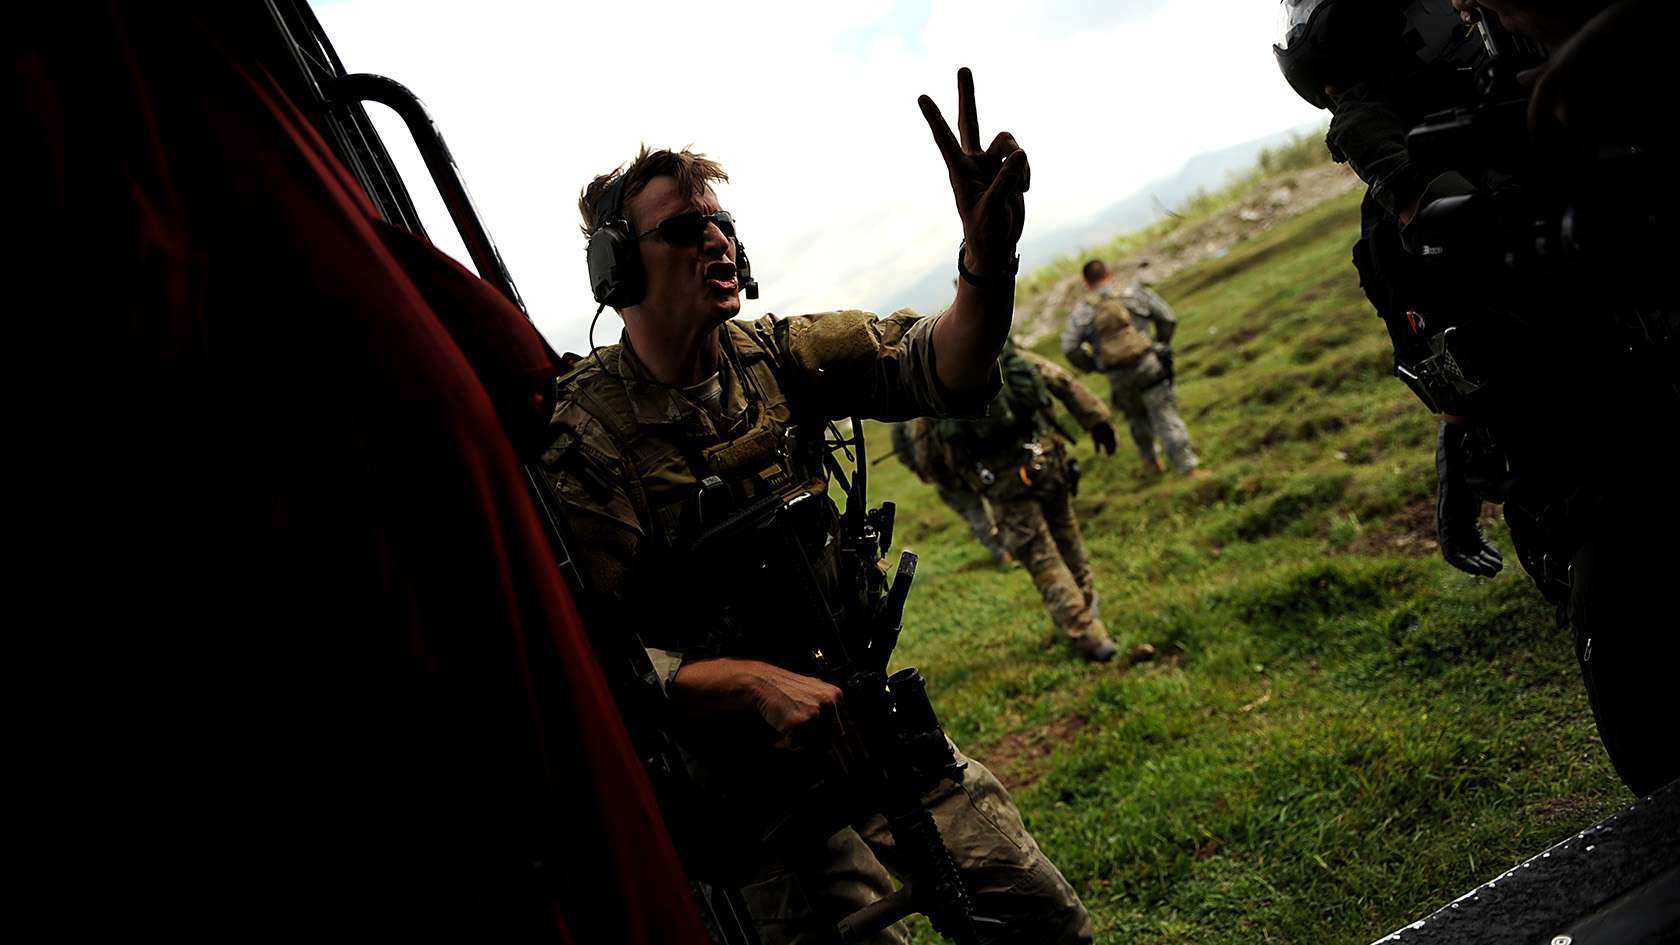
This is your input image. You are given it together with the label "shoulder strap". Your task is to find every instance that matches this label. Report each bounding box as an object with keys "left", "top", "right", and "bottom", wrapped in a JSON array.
[{"left": 561, "top": 367, "right": 666, "bottom": 548}]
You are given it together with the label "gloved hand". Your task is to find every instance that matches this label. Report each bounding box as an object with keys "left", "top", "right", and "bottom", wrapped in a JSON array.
[
  {"left": 1153, "top": 343, "right": 1175, "bottom": 384},
  {"left": 1089, "top": 421, "right": 1117, "bottom": 456},
  {"left": 1436, "top": 421, "right": 1503, "bottom": 577}
]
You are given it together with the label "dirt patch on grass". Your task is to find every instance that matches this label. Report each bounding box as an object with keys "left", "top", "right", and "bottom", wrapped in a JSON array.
[
  {"left": 1526, "top": 793, "right": 1600, "bottom": 824},
  {"left": 1156, "top": 642, "right": 1189, "bottom": 669},
  {"left": 983, "top": 714, "right": 1090, "bottom": 789},
  {"left": 1347, "top": 498, "right": 1438, "bottom": 557},
  {"left": 1188, "top": 476, "right": 1234, "bottom": 508},
  {"left": 1015, "top": 164, "right": 1361, "bottom": 348},
  {"left": 1225, "top": 324, "right": 1265, "bottom": 347}
]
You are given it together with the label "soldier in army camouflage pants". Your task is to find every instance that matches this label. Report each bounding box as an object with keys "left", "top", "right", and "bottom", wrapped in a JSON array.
[
  {"left": 547, "top": 87, "right": 1095, "bottom": 943},
  {"left": 928, "top": 347, "right": 1121, "bottom": 662},
  {"left": 1062, "top": 259, "right": 1203, "bottom": 477}
]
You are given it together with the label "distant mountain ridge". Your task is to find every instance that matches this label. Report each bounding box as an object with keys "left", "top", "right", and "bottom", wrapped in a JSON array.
[{"left": 877, "top": 122, "right": 1324, "bottom": 315}]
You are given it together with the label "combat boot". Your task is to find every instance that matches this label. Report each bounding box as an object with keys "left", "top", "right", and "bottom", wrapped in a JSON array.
[
  {"left": 1083, "top": 641, "right": 1118, "bottom": 663},
  {"left": 1075, "top": 625, "right": 1118, "bottom": 663}
]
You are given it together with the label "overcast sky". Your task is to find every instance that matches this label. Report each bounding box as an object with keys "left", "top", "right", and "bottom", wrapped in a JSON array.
[{"left": 314, "top": 0, "right": 1321, "bottom": 353}]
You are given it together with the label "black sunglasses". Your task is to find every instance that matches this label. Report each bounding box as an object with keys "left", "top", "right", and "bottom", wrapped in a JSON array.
[{"left": 637, "top": 210, "right": 737, "bottom": 246}]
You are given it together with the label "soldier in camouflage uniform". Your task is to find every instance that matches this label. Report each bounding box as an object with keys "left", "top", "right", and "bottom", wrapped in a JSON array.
[
  {"left": 927, "top": 344, "right": 1121, "bottom": 663},
  {"left": 889, "top": 420, "right": 1011, "bottom": 564},
  {"left": 1061, "top": 259, "right": 1203, "bottom": 477},
  {"left": 541, "top": 76, "right": 1094, "bottom": 945}
]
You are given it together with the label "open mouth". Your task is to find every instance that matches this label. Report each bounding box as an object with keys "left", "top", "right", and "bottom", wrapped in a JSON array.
[{"left": 704, "top": 261, "right": 738, "bottom": 294}]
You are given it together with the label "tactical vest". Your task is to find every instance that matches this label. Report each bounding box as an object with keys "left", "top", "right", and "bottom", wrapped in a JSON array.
[
  {"left": 555, "top": 325, "right": 828, "bottom": 551},
  {"left": 548, "top": 322, "right": 852, "bottom": 672},
  {"left": 1090, "top": 288, "right": 1155, "bottom": 370}
]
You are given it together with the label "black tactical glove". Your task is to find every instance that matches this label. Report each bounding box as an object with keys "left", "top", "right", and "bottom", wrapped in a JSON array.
[
  {"left": 1089, "top": 421, "right": 1117, "bottom": 456},
  {"left": 1436, "top": 421, "right": 1503, "bottom": 577},
  {"left": 1153, "top": 343, "right": 1175, "bottom": 384}
]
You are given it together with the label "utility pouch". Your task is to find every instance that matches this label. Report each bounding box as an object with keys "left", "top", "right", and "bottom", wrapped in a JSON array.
[
  {"left": 1023, "top": 439, "right": 1069, "bottom": 498},
  {"left": 983, "top": 439, "right": 1066, "bottom": 501}
]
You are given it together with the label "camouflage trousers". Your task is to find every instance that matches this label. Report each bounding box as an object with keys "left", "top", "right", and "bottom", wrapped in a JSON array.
[
  {"left": 993, "top": 489, "right": 1114, "bottom": 655},
  {"left": 936, "top": 485, "right": 1007, "bottom": 562},
  {"left": 1112, "top": 379, "right": 1199, "bottom": 474},
  {"left": 738, "top": 744, "right": 1094, "bottom": 944}
]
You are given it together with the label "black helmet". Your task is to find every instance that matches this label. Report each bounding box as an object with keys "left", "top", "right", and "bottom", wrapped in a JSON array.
[{"left": 1274, "top": 0, "right": 1481, "bottom": 110}]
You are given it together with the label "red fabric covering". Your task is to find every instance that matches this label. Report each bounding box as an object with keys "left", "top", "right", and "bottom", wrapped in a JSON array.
[{"left": 9, "top": 5, "right": 707, "bottom": 940}]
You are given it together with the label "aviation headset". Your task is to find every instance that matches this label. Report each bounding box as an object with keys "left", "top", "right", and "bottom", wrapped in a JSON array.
[{"left": 586, "top": 172, "right": 759, "bottom": 312}]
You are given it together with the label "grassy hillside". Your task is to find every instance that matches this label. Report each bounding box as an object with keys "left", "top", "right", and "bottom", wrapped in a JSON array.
[
  {"left": 867, "top": 189, "right": 1626, "bottom": 943},
  {"left": 1015, "top": 128, "right": 1334, "bottom": 302}
]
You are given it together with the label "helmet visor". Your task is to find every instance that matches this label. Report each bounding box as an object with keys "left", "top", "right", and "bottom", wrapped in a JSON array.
[{"left": 1276, "top": 0, "right": 1335, "bottom": 53}]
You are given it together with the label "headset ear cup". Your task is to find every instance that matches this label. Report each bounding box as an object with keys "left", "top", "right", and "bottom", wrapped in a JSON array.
[
  {"left": 735, "top": 239, "right": 759, "bottom": 300},
  {"left": 586, "top": 222, "right": 644, "bottom": 309}
]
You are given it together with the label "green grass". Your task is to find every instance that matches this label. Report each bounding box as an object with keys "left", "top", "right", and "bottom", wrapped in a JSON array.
[{"left": 867, "top": 187, "right": 1626, "bottom": 943}]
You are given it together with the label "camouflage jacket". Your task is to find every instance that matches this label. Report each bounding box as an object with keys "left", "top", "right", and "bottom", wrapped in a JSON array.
[
  {"left": 539, "top": 310, "right": 997, "bottom": 688},
  {"left": 1061, "top": 280, "right": 1178, "bottom": 388},
  {"left": 930, "top": 349, "right": 1109, "bottom": 500}
]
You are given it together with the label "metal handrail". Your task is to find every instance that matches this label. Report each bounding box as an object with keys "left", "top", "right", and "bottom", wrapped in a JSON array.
[{"left": 325, "top": 72, "right": 527, "bottom": 314}]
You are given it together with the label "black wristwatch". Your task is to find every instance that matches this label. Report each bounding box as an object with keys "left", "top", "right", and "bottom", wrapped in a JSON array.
[{"left": 957, "top": 240, "right": 1020, "bottom": 288}]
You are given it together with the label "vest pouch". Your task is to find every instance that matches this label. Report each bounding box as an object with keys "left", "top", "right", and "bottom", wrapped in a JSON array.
[
  {"left": 703, "top": 421, "right": 781, "bottom": 475},
  {"left": 973, "top": 440, "right": 1065, "bottom": 502},
  {"left": 1018, "top": 439, "right": 1069, "bottom": 499}
]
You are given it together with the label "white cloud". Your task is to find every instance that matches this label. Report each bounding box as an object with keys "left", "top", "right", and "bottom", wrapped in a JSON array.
[{"left": 315, "top": 0, "right": 1321, "bottom": 353}]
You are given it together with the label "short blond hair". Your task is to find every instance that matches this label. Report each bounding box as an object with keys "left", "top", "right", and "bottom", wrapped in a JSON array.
[{"left": 577, "top": 146, "right": 729, "bottom": 239}]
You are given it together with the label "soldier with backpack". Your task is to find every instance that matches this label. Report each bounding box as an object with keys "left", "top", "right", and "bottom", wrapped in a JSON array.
[
  {"left": 928, "top": 344, "right": 1122, "bottom": 662},
  {"left": 1062, "top": 259, "right": 1204, "bottom": 478}
]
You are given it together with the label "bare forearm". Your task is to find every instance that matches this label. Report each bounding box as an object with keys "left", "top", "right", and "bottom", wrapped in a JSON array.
[
  {"left": 933, "top": 254, "right": 1014, "bottom": 392},
  {"left": 669, "top": 657, "right": 843, "bottom": 733},
  {"left": 668, "top": 657, "right": 761, "bottom": 716},
  {"left": 917, "top": 68, "right": 1026, "bottom": 392}
]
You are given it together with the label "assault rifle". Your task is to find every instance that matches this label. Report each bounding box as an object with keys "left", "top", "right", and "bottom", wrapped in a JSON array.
[{"left": 683, "top": 417, "right": 994, "bottom": 945}]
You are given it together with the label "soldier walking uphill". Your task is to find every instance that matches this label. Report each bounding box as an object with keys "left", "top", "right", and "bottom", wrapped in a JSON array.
[
  {"left": 928, "top": 344, "right": 1123, "bottom": 663},
  {"left": 539, "top": 69, "right": 1094, "bottom": 945},
  {"left": 1062, "top": 259, "right": 1204, "bottom": 478}
]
